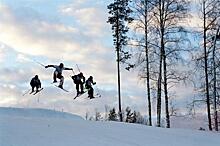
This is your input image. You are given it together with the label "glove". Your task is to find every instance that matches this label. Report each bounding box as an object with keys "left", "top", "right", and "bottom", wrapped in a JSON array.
[
  {"left": 94, "top": 82, "right": 96, "bottom": 85},
  {"left": 45, "top": 66, "right": 48, "bottom": 68}
]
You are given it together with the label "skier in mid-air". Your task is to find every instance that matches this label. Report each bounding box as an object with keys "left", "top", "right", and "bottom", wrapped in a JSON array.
[
  {"left": 30, "top": 75, "right": 41, "bottom": 93},
  {"left": 72, "top": 72, "right": 85, "bottom": 96},
  {"left": 45, "top": 63, "right": 73, "bottom": 89},
  {"left": 85, "top": 76, "right": 96, "bottom": 99}
]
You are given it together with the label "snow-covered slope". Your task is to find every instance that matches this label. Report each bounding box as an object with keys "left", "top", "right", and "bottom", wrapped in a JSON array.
[
  {"left": 0, "top": 107, "right": 219, "bottom": 146},
  {"left": 0, "top": 107, "right": 83, "bottom": 120}
]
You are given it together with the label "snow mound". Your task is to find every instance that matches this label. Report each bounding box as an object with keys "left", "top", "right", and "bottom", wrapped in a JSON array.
[
  {"left": 0, "top": 107, "right": 219, "bottom": 146},
  {"left": 0, "top": 107, "right": 83, "bottom": 120}
]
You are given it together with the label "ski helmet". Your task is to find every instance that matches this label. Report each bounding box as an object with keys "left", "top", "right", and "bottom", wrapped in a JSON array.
[{"left": 59, "top": 63, "right": 64, "bottom": 68}]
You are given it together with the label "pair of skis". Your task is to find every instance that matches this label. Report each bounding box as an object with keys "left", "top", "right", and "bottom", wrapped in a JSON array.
[
  {"left": 23, "top": 85, "right": 68, "bottom": 96},
  {"left": 23, "top": 88, "right": 44, "bottom": 96},
  {"left": 73, "top": 90, "right": 88, "bottom": 100},
  {"left": 73, "top": 91, "right": 101, "bottom": 100},
  {"left": 53, "top": 83, "right": 87, "bottom": 99}
]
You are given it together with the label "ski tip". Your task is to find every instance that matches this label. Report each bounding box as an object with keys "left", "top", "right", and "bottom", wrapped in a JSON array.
[
  {"left": 54, "top": 85, "right": 69, "bottom": 92},
  {"left": 33, "top": 88, "right": 44, "bottom": 95}
]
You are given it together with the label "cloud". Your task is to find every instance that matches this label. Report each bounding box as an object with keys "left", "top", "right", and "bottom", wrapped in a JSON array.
[
  {"left": 0, "top": 4, "right": 82, "bottom": 57},
  {"left": 0, "top": 43, "right": 6, "bottom": 63},
  {"left": 0, "top": 3, "right": 112, "bottom": 65},
  {"left": 0, "top": 0, "right": 199, "bottom": 124},
  {"left": 59, "top": 0, "right": 111, "bottom": 37}
]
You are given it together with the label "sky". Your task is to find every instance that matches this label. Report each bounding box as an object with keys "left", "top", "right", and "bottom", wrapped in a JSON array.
[{"left": 0, "top": 0, "right": 206, "bottom": 126}]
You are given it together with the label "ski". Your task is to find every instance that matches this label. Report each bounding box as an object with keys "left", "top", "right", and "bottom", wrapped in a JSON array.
[
  {"left": 86, "top": 95, "right": 101, "bottom": 100},
  {"left": 73, "top": 91, "right": 87, "bottom": 100},
  {"left": 29, "top": 91, "right": 35, "bottom": 95},
  {"left": 33, "top": 88, "right": 44, "bottom": 95},
  {"left": 22, "top": 89, "right": 31, "bottom": 96},
  {"left": 54, "top": 85, "right": 69, "bottom": 92}
]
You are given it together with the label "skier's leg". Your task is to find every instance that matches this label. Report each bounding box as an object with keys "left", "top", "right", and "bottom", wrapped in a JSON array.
[
  {"left": 30, "top": 82, "right": 35, "bottom": 92},
  {"left": 88, "top": 88, "right": 91, "bottom": 98},
  {"left": 36, "top": 84, "right": 40, "bottom": 92},
  {"left": 76, "top": 84, "right": 80, "bottom": 95},
  {"left": 31, "top": 86, "right": 35, "bottom": 92},
  {"left": 88, "top": 87, "right": 94, "bottom": 98},
  {"left": 80, "top": 82, "right": 84, "bottom": 93},
  {"left": 59, "top": 76, "right": 64, "bottom": 88},
  {"left": 53, "top": 71, "right": 58, "bottom": 83},
  {"left": 90, "top": 88, "right": 94, "bottom": 99}
]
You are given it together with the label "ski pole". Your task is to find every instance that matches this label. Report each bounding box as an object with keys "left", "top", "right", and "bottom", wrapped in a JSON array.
[
  {"left": 71, "top": 69, "right": 75, "bottom": 75},
  {"left": 22, "top": 89, "right": 31, "bottom": 96},
  {"left": 70, "top": 69, "right": 75, "bottom": 80},
  {"left": 32, "top": 59, "right": 45, "bottom": 67},
  {"left": 76, "top": 64, "right": 81, "bottom": 72}
]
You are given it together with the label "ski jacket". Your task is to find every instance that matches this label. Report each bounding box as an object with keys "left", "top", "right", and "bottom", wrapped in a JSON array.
[
  {"left": 30, "top": 78, "right": 41, "bottom": 87},
  {"left": 85, "top": 79, "right": 95, "bottom": 88},
  {"left": 53, "top": 65, "right": 68, "bottom": 74},
  {"left": 46, "top": 65, "right": 72, "bottom": 74},
  {"left": 72, "top": 74, "right": 85, "bottom": 84}
]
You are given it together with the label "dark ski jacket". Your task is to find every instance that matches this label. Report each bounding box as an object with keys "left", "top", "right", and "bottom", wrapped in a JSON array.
[
  {"left": 72, "top": 74, "right": 85, "bottom": 84},
  {"left": 30, "top": 78, "right": 41, "bottom": 87}
]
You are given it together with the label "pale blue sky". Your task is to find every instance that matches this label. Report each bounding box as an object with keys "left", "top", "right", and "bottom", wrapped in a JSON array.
[{"left": 0, "top": 0, "right": 200, "bottom": 122}]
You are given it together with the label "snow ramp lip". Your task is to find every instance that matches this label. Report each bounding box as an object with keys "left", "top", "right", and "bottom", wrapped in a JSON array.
[{"left": 0, "top": 107, "right": 83, "bottom": 120}]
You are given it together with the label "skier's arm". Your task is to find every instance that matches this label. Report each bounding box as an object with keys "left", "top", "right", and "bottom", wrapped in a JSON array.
[
  {"left": 45, "top": 65, "right": 55, "bottom": 68},
  {"left": 64, "top": 67, "right": 73, "bottom": 70},
  {"left": 30, "top": 79, "right": 33, "bottom": 85},
  {"left": 39, "top": 80, "right": 41, "bottom": 88}
]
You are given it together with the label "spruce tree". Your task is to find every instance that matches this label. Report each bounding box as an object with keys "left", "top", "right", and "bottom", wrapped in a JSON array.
[
  {"left": 108, "top": 108, "right": 118, "bottom": 121},
  {"left": 107, "top": 0, "right": 133, "bottom": 122}
]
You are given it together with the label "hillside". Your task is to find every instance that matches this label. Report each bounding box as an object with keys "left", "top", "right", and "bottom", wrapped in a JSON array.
[{"left": 0, "top": 107, "right": 219, "bottom": 146}]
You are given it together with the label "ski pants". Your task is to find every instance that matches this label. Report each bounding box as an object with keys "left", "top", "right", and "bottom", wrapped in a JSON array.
[
  {"left": 76, "top": 82, "right": 84, "bottom": 94},
  {"left": 30, "top": 84, "right": 41, "bottom": 92},
  {"left": 54, "top": 71, "right": 64, "bottom": 86},
  {"left": 87, "top": 87, "right": 94, "bottom": 98}
]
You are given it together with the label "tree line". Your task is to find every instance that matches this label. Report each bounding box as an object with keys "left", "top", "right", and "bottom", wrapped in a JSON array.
[
  {"left": 107, "top": 0, "right": 220, "bottom": 131},
  {"left": 85, "top": 106, "right": 148, "bottom": 125}
]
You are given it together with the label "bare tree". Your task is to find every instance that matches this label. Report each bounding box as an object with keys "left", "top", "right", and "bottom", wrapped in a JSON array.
[
  {"left": 196, "top": 0, "right": 220, "bottom": 131},
  {"left": 130, "top": 0, "right": 154, "bottom": 126},
  {"left": 146, "top": 0, "right": 189, "bottom": 128},
  {"left": 130, "top": 0, "right": 189, "bottom": 128}
]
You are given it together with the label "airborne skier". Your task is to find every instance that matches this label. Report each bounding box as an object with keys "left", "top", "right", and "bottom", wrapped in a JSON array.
[
  {"left": 85, "top": 76, "right": 96, "bottom": 99},
  {"left": 72, "top": 72, "right": 85, "bottom": 96},
  {"left": 30, "top": 75, "right": 41, "bottom": 93},
  {"left": 45, "top": 63, "right": 73, "bottom": 89}
]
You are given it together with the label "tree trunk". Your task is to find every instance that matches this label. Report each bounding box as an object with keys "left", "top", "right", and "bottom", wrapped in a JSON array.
[
  {"left": 116, "top": 7, "right": 123, "bottom": 122},
  {"left": 144, "top": 0, "right": 152, "bottom": 126},
  {"left": 162, "top": 46, "right": 170, "bottom": 128},
  {"left": 212, "top": 27, "right": 219, "bottom": 131},
  {"left": 203, "top": 0, "right": 212, "bottom": 131},
  {"left": 157, "top": 56, "right": 162, "bottom": 127},
  {"left": 156, "top": 0, "right": 163, "bottom": 127}
]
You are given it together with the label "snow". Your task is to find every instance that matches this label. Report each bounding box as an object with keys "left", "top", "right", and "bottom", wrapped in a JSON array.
[{"left": 0, "top": 107, "right": 219, "bottom": 146}]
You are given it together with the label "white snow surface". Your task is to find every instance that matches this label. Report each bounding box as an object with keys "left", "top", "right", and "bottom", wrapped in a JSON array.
[{"left": 0, "top": 107, "right": 219, "bottom": 146}]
